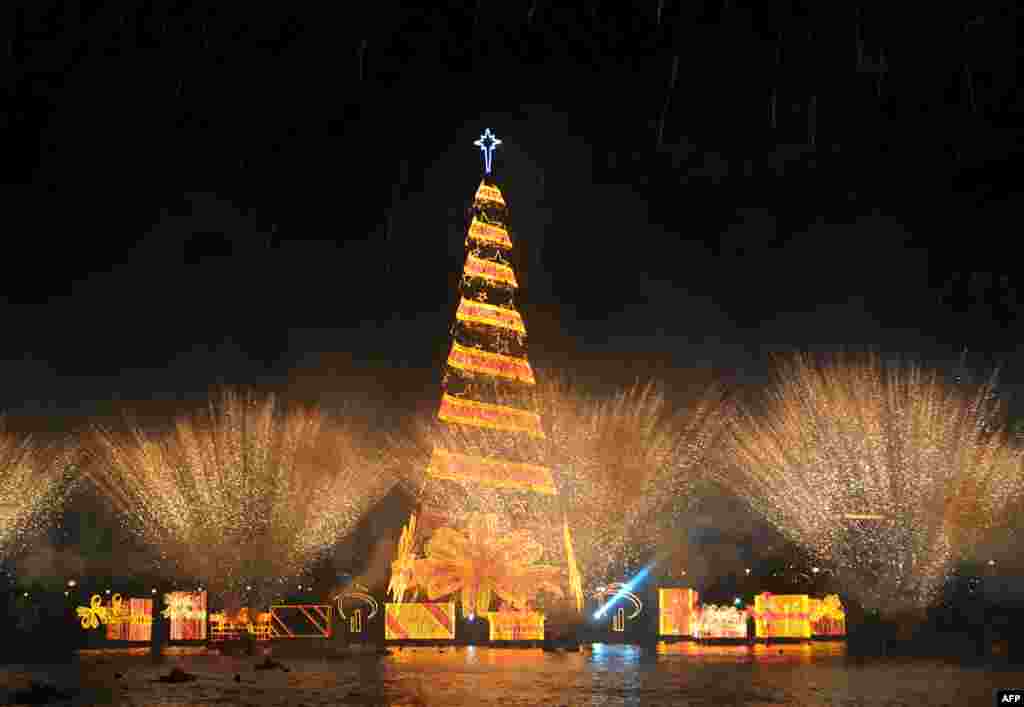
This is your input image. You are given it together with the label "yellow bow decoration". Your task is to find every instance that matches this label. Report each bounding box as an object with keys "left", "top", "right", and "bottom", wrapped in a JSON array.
[{"left": 77, "top": 594, "right": 109, "bottom": 629}]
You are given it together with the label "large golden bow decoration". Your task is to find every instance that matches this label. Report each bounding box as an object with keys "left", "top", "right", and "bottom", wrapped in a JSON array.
[{"left": 414, "top": 512, "right": 564, "bottom": 617}]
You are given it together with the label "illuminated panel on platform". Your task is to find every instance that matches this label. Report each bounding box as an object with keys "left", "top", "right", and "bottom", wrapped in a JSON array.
[
  {"left": 468, "top": 217, "right": 512, "bottom": 249},
  {"left": 658, "top": 588, "right": 699, "bottom": 637},
  {"left": 446, "top": 341, "right": 535, "bottom": 384},
  {"left": 809, "top": 595, "right": 846, "bottom": 637},
  {"left": 438, "top": 394, "right": 545, "bottom": 438},
  {"left": 77, "top": 594, "right": 153, "bottom": 641},
  {"left": 106, "top": 597, "right": 154, "bottom": 641},
  {"left": 754, "top": 593, "right": 811, "bottom": 639},
  {"left": 268, "top": 605, "right": 333, "bottom": 639},
  {"left": 693, "top": 605, "right": 749, "bottom": 639},
  {"left": 486, "top": 609, "right": 545, "bottom": 641},
  {"left": 464, "top": 254, "right": 518, "bottom": 289},
  {"left": 428, "top": 447, "right": 556, "bottom": 494},
  {"left": 385, "top": 602, "right": 456, "bottom": 640},
  {"left": 163, "top": 591, "right": 207, "bottom": 641},
  {"left": 456, "top": 298, "right": 525, "bottom": 334}
]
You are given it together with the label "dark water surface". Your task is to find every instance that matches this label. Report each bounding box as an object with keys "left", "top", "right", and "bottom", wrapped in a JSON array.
[{"left": 1, "top": 643, "right": 1019, "bottom": 706}]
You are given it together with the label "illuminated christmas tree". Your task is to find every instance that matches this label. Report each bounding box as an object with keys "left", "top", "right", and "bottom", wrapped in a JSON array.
[{"left": 389, "top": 130, "right": 583, "bottom": 622}]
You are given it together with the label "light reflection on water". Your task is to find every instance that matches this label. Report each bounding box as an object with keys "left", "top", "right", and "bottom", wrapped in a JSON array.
[{"left": 1, "top": 643, "right": 1019, "bottom": 707}]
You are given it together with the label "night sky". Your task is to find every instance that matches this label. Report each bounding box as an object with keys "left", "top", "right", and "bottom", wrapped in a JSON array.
[{"left": 5, "top": 3, "right": 1022, "bottom": 425}]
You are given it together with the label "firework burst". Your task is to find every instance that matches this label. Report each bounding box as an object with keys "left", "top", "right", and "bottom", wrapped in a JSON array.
[
  {"left": 0, "top": 422, "right": 76, "bottom": 560},
  {"left": 88, "top": 390, "right": 398, "bottom": 611},
  {"left": 720, "top": 353, "right": 1022, "bottom": 614}
]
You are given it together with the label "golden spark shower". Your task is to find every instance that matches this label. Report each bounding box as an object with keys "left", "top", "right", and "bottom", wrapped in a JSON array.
[
  {"left": 0, "top": 421, "right": 75, "bottom": 559},
  {"left": 88, "top": 390, "right": 399, "bottom": 610},
  {"left": 720, "top": 353, "right": 1024, "bottom": 614}
]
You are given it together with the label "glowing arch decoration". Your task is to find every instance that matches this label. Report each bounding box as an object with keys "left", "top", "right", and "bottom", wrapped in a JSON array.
[
  {"left": 337, "top": 583, "right": 380, "bottom": 634},
  {"left": 474, "top": 129, "right": 502, "bottom": 174},
  {"left": 593, "top": 583, "right": 643, "bottom": 620}
]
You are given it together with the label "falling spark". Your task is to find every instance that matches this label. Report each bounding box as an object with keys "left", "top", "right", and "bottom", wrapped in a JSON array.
[
  {"left": 719, "top": 353, "right": 1023, "bottom": 614},
  {"left": 88, "top": 390, "right": 398, "bottom": 612},
  {"left": 656, "top": 56, "right": 680, "bottom": 149}
]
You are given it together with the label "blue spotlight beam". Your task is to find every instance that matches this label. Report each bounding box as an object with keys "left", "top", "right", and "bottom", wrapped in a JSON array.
[{"left": 593, "top": 563, "right": 655, "bottom": 620}]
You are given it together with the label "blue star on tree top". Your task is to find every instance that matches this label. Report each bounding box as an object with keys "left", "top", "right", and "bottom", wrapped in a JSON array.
[{"left": 474, "top": 129, "right": 502, "bottom": 174}]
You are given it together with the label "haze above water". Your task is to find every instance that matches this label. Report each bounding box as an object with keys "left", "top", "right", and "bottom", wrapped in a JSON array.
[{"left": 1, "top": 644, "right": 1018, "bottom": 706}]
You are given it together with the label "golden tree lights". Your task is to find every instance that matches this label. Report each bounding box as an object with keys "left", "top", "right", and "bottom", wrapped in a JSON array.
[
  {"left": 427, "top": 448, "right": 555, "bottom": 494},
  {"left": 455, "top": 298, "right": 526, "bottom": 334},
  {"left": 391, "top": 158, "right": 576, "bottom": 618},
  {"left": 474, "top": 181, "right": 506, "bottom": 206},
  {"left": 438, "top": 395, "right": 544, "bottom": 438},
  {"left": 719, "top": 353, "right": 1024, "bottom": 614},
  {"left": 467, "top": 217, "right": 512, "bottom": 249},
  {"left": 463, "top": 254, "right": 518, "bottom": 288},
  {"left": 446, "top": 342, "right": 535, "bottom": 384}
]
